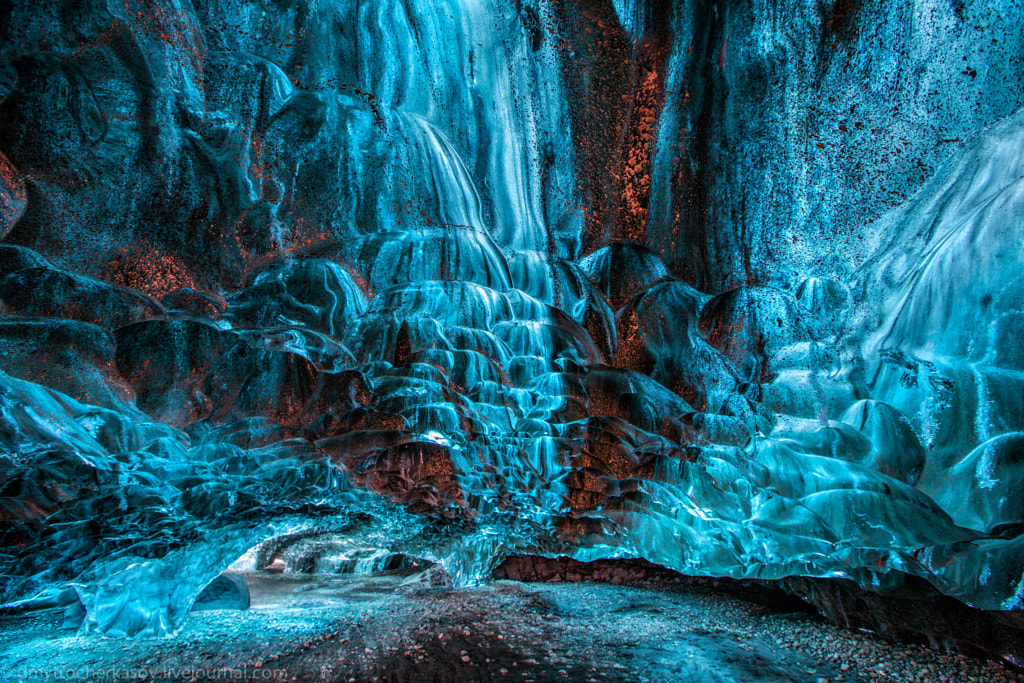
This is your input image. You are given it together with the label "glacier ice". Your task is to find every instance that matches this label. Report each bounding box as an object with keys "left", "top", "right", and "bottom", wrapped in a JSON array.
[{"left": 0, "top": 0, "right": 1023, "bottom": 640}]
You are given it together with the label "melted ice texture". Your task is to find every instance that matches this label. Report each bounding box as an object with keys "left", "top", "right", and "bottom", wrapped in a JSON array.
[{"left": 1, "top": 0, "right": 1024, "bottom": 636}]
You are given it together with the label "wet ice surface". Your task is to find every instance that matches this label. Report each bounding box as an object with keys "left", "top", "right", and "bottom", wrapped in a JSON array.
[{"left": 2, "top": 569, "right": 1020, "bottom": 683}]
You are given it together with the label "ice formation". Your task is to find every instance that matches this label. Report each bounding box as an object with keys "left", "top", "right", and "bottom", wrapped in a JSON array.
[{"left": 1, "top": 0, "right": 1023, "bottom": 639}]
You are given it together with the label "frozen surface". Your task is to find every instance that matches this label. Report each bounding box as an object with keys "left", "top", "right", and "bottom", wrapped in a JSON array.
[{"left": 0, "top": 0, "right": 1023, "bottom": 639}]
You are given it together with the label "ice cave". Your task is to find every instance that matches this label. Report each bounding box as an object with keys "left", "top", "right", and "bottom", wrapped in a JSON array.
[{"left": 1, "top": 0, "right": 1024, "bottom": 681}]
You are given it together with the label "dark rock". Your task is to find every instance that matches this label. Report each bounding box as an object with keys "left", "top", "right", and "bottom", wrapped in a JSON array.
[
  {"left": 0, "top": 151, "right": 26, "bottom": 238},
  {"left": 779, "top": 574, "right": 1024, "bottom": 670},
  {"left": 0, "top": 318, "right": 133, "bottom": 410}
]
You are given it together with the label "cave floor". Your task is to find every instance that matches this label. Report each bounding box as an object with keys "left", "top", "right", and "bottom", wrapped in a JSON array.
[{"left": 1, "top": 572, "right": 1020, "bottom": 683}]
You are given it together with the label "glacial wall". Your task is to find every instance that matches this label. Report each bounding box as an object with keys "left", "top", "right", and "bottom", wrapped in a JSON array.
[{"left": 1, "top": 0, "right": 1023, "bottom": 642}]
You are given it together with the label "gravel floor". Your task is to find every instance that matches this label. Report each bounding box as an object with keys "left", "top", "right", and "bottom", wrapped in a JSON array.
[{"left": 0, "top": 570, "right": 1021, "bottom": 683}]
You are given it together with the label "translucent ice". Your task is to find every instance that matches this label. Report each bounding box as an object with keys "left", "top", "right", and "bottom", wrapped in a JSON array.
[{"left": 2, "top": 0, "right": 1024, "bottom": 638}]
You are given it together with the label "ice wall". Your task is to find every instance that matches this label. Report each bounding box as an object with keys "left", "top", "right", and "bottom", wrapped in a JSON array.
[{"left": 1, "top": 0, "right": 1023, "bottom": 639}]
